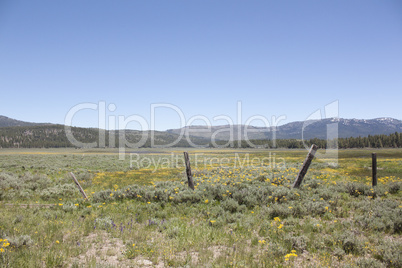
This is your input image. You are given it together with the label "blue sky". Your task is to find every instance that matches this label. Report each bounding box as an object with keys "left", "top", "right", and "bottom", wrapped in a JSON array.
[{"left": 0, "top": 0, "right": 401, "bottom": 130}]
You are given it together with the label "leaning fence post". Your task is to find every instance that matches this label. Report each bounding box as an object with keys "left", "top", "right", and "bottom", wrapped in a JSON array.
[
  {"left": 293, "top": 144, "right": 318, "bottom": 188},
  {"left": 70, "top": 172, "right": 88, "bottom": 199},
  {"left": 372, "top": 153, "right": 377, "bottom": 187},
  {"left": 183, "top": 152, "right": 195, "bottom": 190}
]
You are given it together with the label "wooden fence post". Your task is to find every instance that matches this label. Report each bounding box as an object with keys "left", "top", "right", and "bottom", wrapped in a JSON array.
[
  {"left": 183, "top": 152, "right": 195, "bottom": 190},
  {"left": 70, "top": 172, "right": 88, "bottom": 199},
  {"left": 293, "top": 144, "right": 318, "bottom": 188},
  {"left": 372, "top": 153, "right": 377, "bottom": 187}
]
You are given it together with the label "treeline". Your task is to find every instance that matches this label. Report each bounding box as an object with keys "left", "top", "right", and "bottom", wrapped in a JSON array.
[
  {"left": 0, "top": 125, "right": 401, "bottom": 149},
  {"left": 230, "top": 132, "right": 402, "bottom": 149},
  {"left": 0, "top": 125, "right": 100, "bottom": 148},
  {"left": 0, "top": 125, "right": 209, "bottom": 148}
]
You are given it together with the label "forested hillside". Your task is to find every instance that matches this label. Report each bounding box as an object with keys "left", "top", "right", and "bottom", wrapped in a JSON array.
[
  {"left": 0, "top": 125, "right": 208, "bottom": 148},
  {"left": 232, "top": 132, "right": 402, "bottom": 149},
  {"left": 0, "top": 124, "right": 400, "bottom": 149},
  {"left": 0, "top": 125, "right": 99, "bottom": 148}
]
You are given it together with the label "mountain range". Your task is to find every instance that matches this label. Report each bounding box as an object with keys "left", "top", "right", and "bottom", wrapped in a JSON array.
[
  {"left": 0, "top": 115, "right": 401, "bottom": 148},
  {"left": 167, "top": 117, "right": 402, "bottom": 140}
]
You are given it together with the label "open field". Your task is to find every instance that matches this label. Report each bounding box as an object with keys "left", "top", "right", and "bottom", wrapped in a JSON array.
[{"left": 0, "top": 148, "right": 401, "bottom": 267}]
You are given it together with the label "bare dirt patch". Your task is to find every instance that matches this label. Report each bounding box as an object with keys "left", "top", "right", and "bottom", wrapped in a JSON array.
[
  {"left": 68, "top": 231, "right": 127, "bottom": 267},
  {"left": 67, "top": 231, "right": 165, "bottom": 267}
]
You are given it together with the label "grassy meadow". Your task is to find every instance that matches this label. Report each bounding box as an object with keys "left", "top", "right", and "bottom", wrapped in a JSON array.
[{"left": 0, "top": 148, "right": 401, "bottom": 267}]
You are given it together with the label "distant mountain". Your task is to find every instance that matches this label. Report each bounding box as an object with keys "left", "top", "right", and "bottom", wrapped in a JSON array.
[
  {"left": 168, "top": 118, "right": 402, "bottom": 140},
  {"left": 0, "top": 115, "right": 51, "bottom": 128},
  {"left": 294, "top": 118, "right": 402, "bottom": 139},
  {"left": 167, "top": 125, "right": 270, "bottom": 140}
]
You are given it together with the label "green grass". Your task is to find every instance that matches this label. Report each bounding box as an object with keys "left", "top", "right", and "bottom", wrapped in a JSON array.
[{"left": 0, "top": 148, "right": 401, "bottom": 267}]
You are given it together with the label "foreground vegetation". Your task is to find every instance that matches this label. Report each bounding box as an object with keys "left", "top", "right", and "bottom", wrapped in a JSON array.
[{"left": 0, "top": 148, "right": 401, "bottom": 267}]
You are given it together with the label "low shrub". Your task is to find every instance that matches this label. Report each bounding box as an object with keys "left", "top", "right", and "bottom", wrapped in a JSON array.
[
  {"left": 284, "top": 234, "right": 309, "bottom": 252},
  {"left": 337, "top": 232, "right": 361, "bottom": 255},
  {"left": 355, "top": 257, "right": 385, "bottom": 268},
  {"left": 173, "top": 190, "right": 202, "bottom": 204},
  {"left": 388, "top": 181, "right": 401, "bottom": 194},
  {"left": 304, "top": 200, "right": 329, "bottom": 216},
  {"left": 221, "top": 198, "right": 241, "bottom": 213},
  {"left": 374, "top": 240, "right": 402, "bottom": 267},
  {"left": 7, "top": 235, "right": 33, "bottom": 248},
  {"left": 345, "top": 183, "right": 371, "bottom": 197},
  {"left": 265, "top": 203, "right": 292, "bottom": 219},
  {"left": 95, "top": 217, "right": 113, "bottom": 230},
  {"left": 333, "top": 248, "right": 346, "bottom": 261},
  {"left": 40, "top": 184, "right": 77, "bottom": 200}
]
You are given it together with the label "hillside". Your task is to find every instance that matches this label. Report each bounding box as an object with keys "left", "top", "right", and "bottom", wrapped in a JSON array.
[
  {"left": 0, "top": 115, "right": 50, "bottom": 127},
  {"left": 0, "top": 125, "right": 210, "bottom": 148}
]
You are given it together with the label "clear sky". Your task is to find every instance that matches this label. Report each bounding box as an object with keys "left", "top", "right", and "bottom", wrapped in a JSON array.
[{"left": 0, "top": 0, "right": 401, "bottom": 130}]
